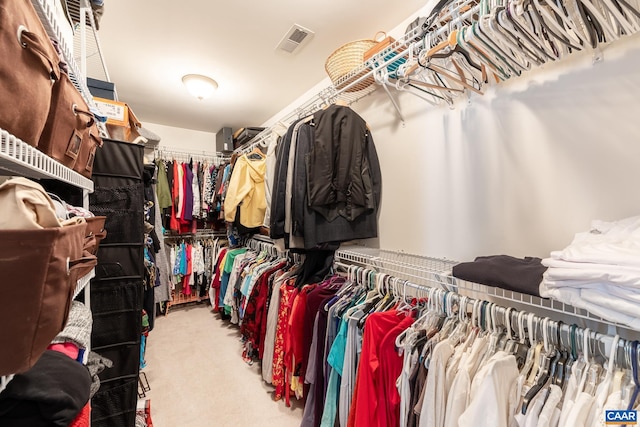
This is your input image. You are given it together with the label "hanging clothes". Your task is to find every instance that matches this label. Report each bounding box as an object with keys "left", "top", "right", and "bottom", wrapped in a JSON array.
[
  {"left": 264, "top": 123, "right": 287, "bottom": 227},
  {"left": 224, "top": 152, "right": 267, "bottom": 229},
  {"left": 269, "top": 105, "right": 382, "bottom": 250},
  {"left": 155, "top": 156, "right": 227, "bottom": 233},
  {"left": 155, "top": 159, "right": 172, "bottom": 211},
  {"left": 306, "top": 104, "right": 377, "bottom": 222}
]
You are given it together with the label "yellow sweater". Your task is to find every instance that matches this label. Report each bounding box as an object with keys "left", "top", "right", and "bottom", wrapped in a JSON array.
[{"left": 223, "top": 153, "right": 266, "bottom": 227}]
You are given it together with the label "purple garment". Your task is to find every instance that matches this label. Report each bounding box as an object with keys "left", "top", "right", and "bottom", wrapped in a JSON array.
[
  {"left": 301, "top": 277, "right": 344, "bottom": 427},
  {"left": 183, "top": 163, "right": 194, "bottom": 221}
]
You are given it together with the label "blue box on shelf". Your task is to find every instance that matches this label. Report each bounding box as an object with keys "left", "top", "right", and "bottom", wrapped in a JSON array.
[{"left": 87, "top": 77, "right": 116, "bottom": 100}]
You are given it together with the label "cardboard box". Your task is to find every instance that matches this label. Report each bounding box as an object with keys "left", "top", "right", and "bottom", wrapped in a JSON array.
[{"left": 93, "top": 97, "right": 141, "bottom": 143}]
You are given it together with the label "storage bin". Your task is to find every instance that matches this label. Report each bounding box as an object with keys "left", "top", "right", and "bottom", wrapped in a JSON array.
[
  {"left": 91, "top": 207, "right": 143, "bottom": 245},
  {"left": 92, "top": 310, "right": 142, "bottom": 349},
  {"left": 91, "top": 183, "right": 144, "bottom": 211},
  {"left": 91, "top": 377, "right": 138, "bottom": 426},
  {"left": 233, "top": 127, "right": 265, "bottom": 148},
  {"left": 92, "top": 138, "right": 144, "bottom": 179},
  {"left": 87, "top": 77, "right": 116, "bottom": 100},
  {"left": 94, "top": 245, "right": 144, "bottom": 279},
  {"left": 94, "top": 343, "right": 141, "bottom": 381},
  {"left": 91, "top": 278, "right": 143, "bottom": 315}
]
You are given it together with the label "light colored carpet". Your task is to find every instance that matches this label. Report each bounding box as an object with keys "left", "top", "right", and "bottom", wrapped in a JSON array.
[{"left": 143, "top": 305, "right": 303, "bottom": 427}]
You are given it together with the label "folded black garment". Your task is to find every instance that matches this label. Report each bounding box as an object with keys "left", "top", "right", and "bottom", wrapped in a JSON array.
[
  {"left": 452, "top": 255, "right": 547, "bottom": 297},
  {"left": 0, "top": 350, "right": 91, "bottom": 427}
]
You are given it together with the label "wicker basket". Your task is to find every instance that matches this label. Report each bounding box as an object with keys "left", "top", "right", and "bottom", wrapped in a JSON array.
[{"left": 325, "top": 38, "right": 378, "bottom": 93}]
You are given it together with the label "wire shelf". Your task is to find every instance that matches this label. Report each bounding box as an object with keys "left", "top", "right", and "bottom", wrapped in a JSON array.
[
  {"left": 67, "top": 0, "right": 111, "bottom": 84},
  {"left": 335, "top": 246, "right": 640, "bottom": 334},
  {"left": 231, "top": 24, "right": 422, "bottom": 154},
  {"left": 154, "top": 147, "right": 230, "bottom": 165},
  {"left": 0, "top": 0, "right": 98, "bottom": 395},
  {"left": 166, "top": 285, "right": 207, "bottom": 314},
  {"left": 0, "top": 375, "right": 14, "bottom": 393},
  {"left": 31, "top": 0, "right": 109, "bottom": 138},
  {"left": 0, "top": 129, "right": 94, "bottom": 191},
  {"left": 74, "top": 268, "right": 94, "bottom": 300}
]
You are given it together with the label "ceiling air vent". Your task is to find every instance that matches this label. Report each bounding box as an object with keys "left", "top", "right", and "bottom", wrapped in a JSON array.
[{"left": 276, "top": 24, "right": 315, "bottom": 54}]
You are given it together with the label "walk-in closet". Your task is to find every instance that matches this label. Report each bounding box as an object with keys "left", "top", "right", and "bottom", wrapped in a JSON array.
[{"left": 2, "top": 0, "right": 640, "bottom": 426}]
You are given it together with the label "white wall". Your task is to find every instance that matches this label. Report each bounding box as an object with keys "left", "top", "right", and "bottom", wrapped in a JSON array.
[
  {"left": 258, "top": 30, "right": 640, "bottom": 261},
  {"left": 143, "top": 122, "right": 216, "bottom": 152},
  {"left": 350, "top": 33, "right": 640, "bottom": 261},
  {"left": 151, "top": 13, "right": 640, "bottom": 262}
]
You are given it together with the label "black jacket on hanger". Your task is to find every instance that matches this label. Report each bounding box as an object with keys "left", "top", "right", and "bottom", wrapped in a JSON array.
[
  {"left": 306, "top": 104, "right": 376, "bottom": 222},
  {"left": 297, "top": 123, "right": 381, "bottom": 249},
  {"left": 270, "top": 117, "right": 304, "bottom": 241},
  {"left": 270, "top": 106, "right": 381, "bottom": 250}
]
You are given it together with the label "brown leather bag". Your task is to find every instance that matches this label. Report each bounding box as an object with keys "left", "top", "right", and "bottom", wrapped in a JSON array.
[
  {"left": 72, "top": 122, "right": 103, "bottom": 178},
  {"left": 0, "top": 220, "right": 91, "bottom": 375},
  {"left": 0, "top": 0, "right": 61, "bottom": 146},
  {"left": 0, "top": 179, "right": 97, "bottom": 375},
  {"left": 38, "top": 73, "right": 95, "bottom": 168},
  {"left": 84, "top": 215, "right": 107, "bottom": 255}
]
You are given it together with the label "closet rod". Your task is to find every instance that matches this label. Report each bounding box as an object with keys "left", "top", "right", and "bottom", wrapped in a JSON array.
[
  {"left": 431, "top": 4, "right": 481, "bottom": 39},
  {"left": 335, "top": 246, "right": 636, "bottom": 330},
  {"left": 163, "top": 231, "right": 226, "bottom": 240},
  {"left": 335, "top": 245, "right": 640, "bottom": 336},
  {"left": 334, "top": 260, "right": 630, "bottom": 366},
  {"left": 233, "top": 35, "right": 416, "bottom": 155},
  {"left": 250, "top": 234, "right": 276, "bottom": 244},
  {"left": 233, "top": 130, "right": 273, "bottom": 155},
  {"left": 154, "top": 146, "right": 230, "bottom": 162}
]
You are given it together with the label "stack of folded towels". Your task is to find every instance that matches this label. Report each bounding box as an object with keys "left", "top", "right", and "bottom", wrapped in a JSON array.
[{"left": 540, "top": 215, "right": 640, "bottom": 330}]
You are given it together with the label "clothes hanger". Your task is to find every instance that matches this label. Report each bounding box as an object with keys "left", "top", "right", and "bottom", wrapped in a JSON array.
[
  {"left": 506, "top": 0, "right": 559, "bottom": 59},
  {"left": 458, "top": 25, "right": 510, "bottom": 81},
  {"left": 577, "top": 0, "right": 621, "bottom": 40},
  {"left": 356, "top": 271, "right": 388, "bottom": 328},
  {"left": 529, "top": 0, "right": 584, "bottom": 51},
  {"left": 424, "top": 60, "right": 486, "bottom": 94},
  {"left": 563, "top": 0, "right": 597, "bottom": 47},
  {"left": 481, "top": 303, "right": 503, "bottom": 358},
  {"left": 624, "top": 341, "right": 640, "bottom": 413},
  {"left": 485, "top": 11, "right": 538, "bottom": 69},
  {"left": 498, "top": 5, "right": 552, "bottom": 63},
  {"left": 572, "top": 328, "right": 592, "bottom": 395},
  {"left": 426, "top": 30, "right": 486, "bottom": 91},
  {"left": 521, "top": 317, "right": 555, "bottom": 414},
  {"left": 398, "top": 45, "right": 467, "bottom": 98},
  {"left": 548, "top": 320, "right": 565, "bottom": 388},
  {"left": 393, "top": 75, "right": 450, "bottom": 106},
  {"left": 521, "top": 313, "right": 540, "bottom": 380},
  {"left": 500, "top": 307, "right": 516, "bottom": 352},
  {"left": 395, "top": 280, "right": 416, "bottom": 314},
  {"left": 473, "top": 17, "right": 527, "bottom": 75},
  {"left": 552, "top": 322, "right": 570, "bottom": 390},
  {"left": 532, "top": 0, "right": 586, "bottom": 47},
  {"left": 613, "top": 0, "right": 640, "bottom": 22},
  {"left": 518, "top": 1, "right": 561, "bottom": 59}
]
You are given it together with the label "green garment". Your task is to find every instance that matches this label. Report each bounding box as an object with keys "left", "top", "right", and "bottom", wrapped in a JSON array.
[{"left": 155, "top": 159, "right": 172, "bottom": 210}]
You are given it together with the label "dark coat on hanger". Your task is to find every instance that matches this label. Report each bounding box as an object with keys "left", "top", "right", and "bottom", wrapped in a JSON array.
[
  {"left": 294, "top": 122, "right": 381, "bottom": 250},
  {"left": 307, "top": 104, "right": 376, "bottom": 222},
  {"left": 270, "top": 118, "right": 304, "bottom": 241}
]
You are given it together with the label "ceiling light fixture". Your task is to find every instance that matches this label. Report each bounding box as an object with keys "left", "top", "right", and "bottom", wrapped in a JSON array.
[{"left": 182, "top": 74, "right": 219, "bottom": 100}]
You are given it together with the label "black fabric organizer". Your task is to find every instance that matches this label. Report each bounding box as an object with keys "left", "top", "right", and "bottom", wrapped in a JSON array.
[{"left": 89, "top": 139, "right": 145, "bottom": 427}]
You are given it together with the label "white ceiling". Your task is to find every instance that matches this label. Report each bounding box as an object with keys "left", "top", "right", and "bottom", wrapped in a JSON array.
[{"left": 92, "top": 0, "right": 425, "bottom": 134}]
